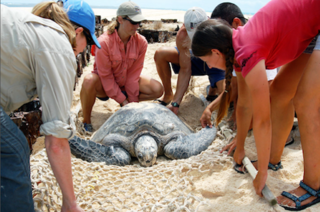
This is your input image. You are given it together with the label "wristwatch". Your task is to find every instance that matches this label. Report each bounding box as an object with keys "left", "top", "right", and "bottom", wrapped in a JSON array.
[{"left": 171, "top": 102, "right": 180, "bottom": 108}]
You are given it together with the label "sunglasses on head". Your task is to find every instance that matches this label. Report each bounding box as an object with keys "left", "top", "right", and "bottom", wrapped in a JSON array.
[{"left": 123, "top": 17, "right": 141, "bottom": 26}]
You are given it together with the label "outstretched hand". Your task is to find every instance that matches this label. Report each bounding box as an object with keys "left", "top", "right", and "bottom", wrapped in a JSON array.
[
  {"left": 253, "top": 170, "right": 268, "bottom": 197},
  {"left": 61, "top": 203, "right": 85, "bottom": 212},
  {"left": 220, "top": 136, "right": 237, "bottom": 155},
  {"left": 200, "top": 107, "right": 212, "bottom": 128},
  {"left": 168, "top": 104, "right": 179, "bottom": 115}
]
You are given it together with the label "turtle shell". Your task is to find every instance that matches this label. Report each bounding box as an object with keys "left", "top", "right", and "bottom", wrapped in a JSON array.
[{"left": 91, "top": 102, "right": 193, "bottom": 144}]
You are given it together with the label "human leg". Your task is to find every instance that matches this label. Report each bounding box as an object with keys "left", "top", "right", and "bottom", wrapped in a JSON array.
[
  {"left": 277, "top": 50, "right": 320, "bottom": 209},
  {"left": 269, "top": 53, "right": 310, "bottom": 165},
  {"left": 0, "top": 106, "right": 35, "bottom": 212},
  {"left": 154, "top": 46, "right": 180, "bottom": 103},
  {"left": 80, "top": 73, "right": 106, "bottom": 124},
  {"left": 215, "top": 79, "right": 226, "bottom": 94},
  {"left": 138, "top": 75, "right": 164, "bottom": 101},
  {"left": 207, "top": 68, "right": 226, "bottom": 100}
]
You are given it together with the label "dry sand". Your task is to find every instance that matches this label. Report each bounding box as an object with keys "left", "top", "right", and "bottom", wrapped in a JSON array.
[{"left": 11, "top": 6, "right": 318, "bottom": 212}]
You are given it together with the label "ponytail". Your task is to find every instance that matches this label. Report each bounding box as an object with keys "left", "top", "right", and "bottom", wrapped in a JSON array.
[
  {"left": 108, "top": 16, "right": 127, "bottom": 34},
  {"left": 32, "top": 1, "right": 76, "bottom": 49},
  {"left": 216, "top": 48, "right": 234, "bottom": 124}
]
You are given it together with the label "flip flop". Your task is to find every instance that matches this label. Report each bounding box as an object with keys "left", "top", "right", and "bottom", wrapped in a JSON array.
[
  {"left": 279, "top": 181, "right": 320, "bottom": 211},
  {"left": 250, "top": 160, "right": 283, "bottom": 171},
  {"left": 233, "top": 163, "right": 248, "bottom": 174},
  {"left": 155, "top": 99, "right": 170, "bottom": 106}
]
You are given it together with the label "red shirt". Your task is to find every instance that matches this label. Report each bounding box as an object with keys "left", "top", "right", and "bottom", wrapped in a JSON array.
[
  {"left": 233, "top": 0, "right": 320, "bottom": 77},
  {"left": 93, "top": 30, "right": 148, "bottom": 103}
]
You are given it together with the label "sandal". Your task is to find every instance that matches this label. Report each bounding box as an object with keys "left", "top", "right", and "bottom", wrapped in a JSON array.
[
  {"left": 233, "top": 163, "right": 248, "bottom": 174},
  {"left": 250, "top": 160, "right": 283, "bottom": 171},
  {"left": 285, "top": 137, "right": 295, "bottom": 147},
  {"left": 280, "top": 181, "right": 320, "bottom": 211},
  {"left": 268, "top": 161, "right": 283, "bottom": 171},
  {"left": 155, "top": 99, "right": 170, "bottom": 106}
]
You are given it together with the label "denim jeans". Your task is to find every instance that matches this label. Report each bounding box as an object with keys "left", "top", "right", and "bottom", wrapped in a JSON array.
[{"left": 1, "top": 106, "right": 35, "bottom": 212}]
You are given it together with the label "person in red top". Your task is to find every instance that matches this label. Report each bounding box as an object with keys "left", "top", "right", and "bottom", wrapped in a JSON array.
[
  {"left": 191, "top": 0, "right": 320, "bottom": 210},
  {"left": 80, "top": 1, "right": 163, "bottom": 132}
]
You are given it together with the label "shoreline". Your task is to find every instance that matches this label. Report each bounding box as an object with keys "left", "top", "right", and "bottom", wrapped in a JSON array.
[{"left": 6, "top": 7, "right": 252, "bottom": 22}]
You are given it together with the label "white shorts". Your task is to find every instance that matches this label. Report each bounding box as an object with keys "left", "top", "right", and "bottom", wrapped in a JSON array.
[{"left": 232, "top": 68, "right": 277, "bottom": 81}]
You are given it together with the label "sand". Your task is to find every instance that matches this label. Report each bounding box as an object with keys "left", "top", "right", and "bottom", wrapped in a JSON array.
[{"left": 11, "top": 6, "right": 318, "bottom": 212}]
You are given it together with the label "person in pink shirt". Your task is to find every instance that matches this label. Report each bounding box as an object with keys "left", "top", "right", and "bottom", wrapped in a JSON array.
[
  {"left": 191, "top": 0, "right": 320, "bottom": 210},
  {"left": 80, "top": 1, "right": 163, "bottom": 132}
]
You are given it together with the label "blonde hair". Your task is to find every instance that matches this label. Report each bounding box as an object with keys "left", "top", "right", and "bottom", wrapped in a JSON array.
[
  {"left": 32, "top": 1, "right": 76, "bottom": 49},
  {"left": 108, "top": 15, "right": 133, "bottom": 34}
]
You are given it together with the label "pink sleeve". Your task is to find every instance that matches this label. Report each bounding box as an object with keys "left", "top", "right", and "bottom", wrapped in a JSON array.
[
  {"left": 95, "top": 38, "right": 126, "bottom": 104},
  {"left": 125, "top": 37, "right": 148, "bottom": 102}
]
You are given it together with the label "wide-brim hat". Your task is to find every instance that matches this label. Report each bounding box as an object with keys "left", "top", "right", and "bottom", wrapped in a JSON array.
[
  {"left": 63, "top": 0, "right": 101, "bottom": 48},
  {"left": 117, "top": 1, "right": 145, "bottom": 22}
]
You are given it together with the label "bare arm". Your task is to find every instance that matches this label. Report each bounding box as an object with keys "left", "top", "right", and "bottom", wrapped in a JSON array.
[
  {"left": 168, "top": 26, "right": 192, "bottom": 114},
  {"left": 201, "top": 76, "right": 238, "bottom": 128},
  {"left": 245, "top": 60, "right": 271, "bottom": 196},
  {"left": 45, "top": 135, "right": 84, "bottom": 212},
  {"left": 200, "top": 92, "right": 223, "bottom": 127},
  {"left": 233, "top": 71, "right": 253, "bottom": 166}
]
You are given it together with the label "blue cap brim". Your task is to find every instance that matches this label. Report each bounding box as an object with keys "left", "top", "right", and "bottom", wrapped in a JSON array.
[{"left": 91, "top": 32, "right": 101, "bottom": 49}]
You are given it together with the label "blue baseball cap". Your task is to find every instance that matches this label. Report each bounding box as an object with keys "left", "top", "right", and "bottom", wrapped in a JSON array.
[{"left": 62, "top": 0, "right": 101, "bottom": 48}]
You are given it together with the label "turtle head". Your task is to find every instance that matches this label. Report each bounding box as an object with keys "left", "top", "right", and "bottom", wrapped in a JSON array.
[{"left": 135, "top": 135, "right": 158, "bottom": 167}]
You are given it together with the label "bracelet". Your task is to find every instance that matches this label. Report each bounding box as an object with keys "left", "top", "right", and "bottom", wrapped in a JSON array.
[{"left": 171, "top": 102, "right": 180, "bottom": 108}]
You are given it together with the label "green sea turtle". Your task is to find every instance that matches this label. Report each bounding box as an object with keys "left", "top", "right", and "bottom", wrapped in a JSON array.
[{"left": 69, "top": 102, "right": 216, "bottom": 167}]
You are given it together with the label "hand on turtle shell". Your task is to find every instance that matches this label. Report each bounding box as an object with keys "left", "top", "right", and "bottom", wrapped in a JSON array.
[
  {"left": 200, "top": 107, "right": 212, "bottom": 128},
  {"left": 167, "top": 104, "right": 179, "bottom": 115}
]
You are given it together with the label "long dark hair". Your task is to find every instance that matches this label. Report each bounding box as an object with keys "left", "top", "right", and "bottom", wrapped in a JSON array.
[{"left": 192, "top": 19, "right": 234, "bottom": 125}]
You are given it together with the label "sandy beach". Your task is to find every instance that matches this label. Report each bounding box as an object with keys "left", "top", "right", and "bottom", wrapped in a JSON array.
[{"left": 11, "top": 6, "right": 318, "bottom": 212}]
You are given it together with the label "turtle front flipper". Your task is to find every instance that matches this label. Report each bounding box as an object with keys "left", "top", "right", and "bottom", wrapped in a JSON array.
[
  {"left": 69, "top": 136, "right": 131, "bottom": 166},
  {"left": 164, "top": 126, "right": 216, "bottom": 159}
]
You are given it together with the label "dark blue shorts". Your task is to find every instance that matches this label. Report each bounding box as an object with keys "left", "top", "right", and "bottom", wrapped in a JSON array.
[
  {"left": 170, "top": 47, "right": 225, "bottom": 87},
  {"left": 97, "top": 90, "right": 128, "bottom": 101}
]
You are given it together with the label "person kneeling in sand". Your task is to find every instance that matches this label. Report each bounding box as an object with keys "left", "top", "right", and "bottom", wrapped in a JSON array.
[
  {"left": 1, "top": 1, "right": 99, "bottom": 211},
  {"left": 154, "top": 7, "right": 226, "bottom": 115},
  {"left": 81, "top": 1, "right": 163, "bottom": 132}
]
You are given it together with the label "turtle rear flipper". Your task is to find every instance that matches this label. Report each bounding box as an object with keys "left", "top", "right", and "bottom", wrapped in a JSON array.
[
  {"left": 164, "top": 127, "right": 216, "bottom": 159},
  {"left": 69, "top": 136, "right": 131, "bottom": 166}
]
